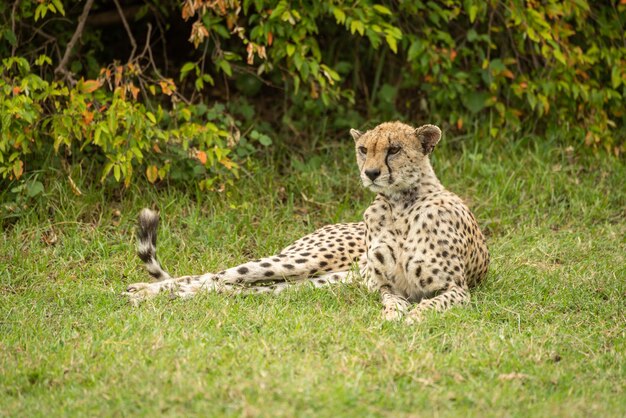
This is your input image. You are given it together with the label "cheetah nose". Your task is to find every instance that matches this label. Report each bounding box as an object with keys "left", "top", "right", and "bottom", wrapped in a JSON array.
[{"left": 365, "top": 169, "right": 381, "bottom": 181}]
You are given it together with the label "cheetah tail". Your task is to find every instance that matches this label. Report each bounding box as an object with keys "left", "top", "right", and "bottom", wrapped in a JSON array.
[{"left": 137, "top": 208, "right": 172, "bottom": 281}]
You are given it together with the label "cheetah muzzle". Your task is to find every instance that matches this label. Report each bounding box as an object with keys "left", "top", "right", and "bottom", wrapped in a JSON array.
[{"left": 123, "top": 121, "right": 490, "bottom": 323}]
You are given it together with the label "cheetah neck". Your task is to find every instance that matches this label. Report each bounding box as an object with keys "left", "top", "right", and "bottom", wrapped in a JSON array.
[{"left": 379, "top": 162, "right": 444, "bottom": 207}]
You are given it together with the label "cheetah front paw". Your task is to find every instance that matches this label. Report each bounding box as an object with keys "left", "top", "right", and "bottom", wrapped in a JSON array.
[
  {"left": 382, "top": 299, "right": 410, "bottom": 321},
  {"left": 404, "top": 308, "right": 425, "bottom": 325}
]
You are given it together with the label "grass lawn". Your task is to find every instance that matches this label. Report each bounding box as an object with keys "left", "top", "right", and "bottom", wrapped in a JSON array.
[{"left": 1, "top": 133, "right": 625, "bottom": 417}]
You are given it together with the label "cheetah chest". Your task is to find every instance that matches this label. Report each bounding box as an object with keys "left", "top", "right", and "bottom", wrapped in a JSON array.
[{"left": 364, "top": 200, "right": 430, "bottom": 299}]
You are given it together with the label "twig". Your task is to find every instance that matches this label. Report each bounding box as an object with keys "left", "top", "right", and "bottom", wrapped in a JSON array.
[
  {"left": 501, "top": 12, "right": 524, "bottom": 74},
  {"left": 233, "top": 64, "right": 280, "bottom": 88},
  {"left": 610, "top": 2, "right": 626, "bottom": 48},
  {"left": 200, "top": 38, "right": 210, "bottom": 74},
  {"left": 190, "top": 38, "right": 212, "bottom": 101},
  {"left": 485, "top": 7, "right": 496, "bottom": 64},
  {"left": 145, "top": 30, "right": 164, "bottom": 78},
  {"left": 11, "top": 0, "right": 21, "bottom": 56},
  {"left": 149, "top": 6, "right": 169, "bottom": 73},
  {"left": 139, "top": 23, "right": 153, "bottom": 58},
  {"left": 141, "top": 74, "right": 192, "bottom": 106},
  {"left": 113, "top": 0, "right": 137, "bottom": 62},
  {"left": 54, "top": 0, "right": 95, "bottom": 80},
  {"left": 23, "top": 24, "right": 63, "bottom": 64}
]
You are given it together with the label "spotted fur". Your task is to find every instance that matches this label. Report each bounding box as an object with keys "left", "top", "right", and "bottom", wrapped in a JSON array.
[
  {"left": 351, "top": 122, "right": 489, "bottom": 321},
  {"left": 124, "top": 121, "right": 489, "bottom": 323},
  {"left": 136, "top": 209, "right": 171, "bottom": 281}
]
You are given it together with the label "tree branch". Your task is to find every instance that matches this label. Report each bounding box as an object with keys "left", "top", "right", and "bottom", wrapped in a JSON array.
[
  {"left": 54, "top": 0, "right": 95, "bottom": 80},
  {"left": 11, "top": 0, "right": 21, "bottom": 56},
  {"left": 139, "top": 22, "right": 152, "bottom": 58},
  {"left": 113, "top": 0, "right": 137, "bottom": 62}
]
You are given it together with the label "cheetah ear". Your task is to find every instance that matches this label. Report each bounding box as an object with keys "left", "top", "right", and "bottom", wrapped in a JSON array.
[
  {"left": 350, "top": 129, "right": 363, "bottom": 142},
  {"left": 415, "top": 124, "right": 441, "bottom": 154}
]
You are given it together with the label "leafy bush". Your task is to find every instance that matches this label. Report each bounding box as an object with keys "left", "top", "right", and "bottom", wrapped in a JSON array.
[
  {"left": 0, "top": 0, "right": 624, "bottom": 211},
  {"left": 0, "top": 0, "right": 274, "bottom": 210},
  {"left": 0, "top": 55, "right": 246, "bottom": 190},
  {"left": 182, "top": 0, "right": 625, "bottom": 152}
]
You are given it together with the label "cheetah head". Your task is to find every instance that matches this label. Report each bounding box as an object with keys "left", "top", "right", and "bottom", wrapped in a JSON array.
[{"left": 350, "top": 121, "right": 441, "bottom": 194}]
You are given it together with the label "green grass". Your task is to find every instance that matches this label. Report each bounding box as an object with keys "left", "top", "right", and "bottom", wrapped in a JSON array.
[{"left": 1, "top": 134, "right": 625, "bottom": 417}]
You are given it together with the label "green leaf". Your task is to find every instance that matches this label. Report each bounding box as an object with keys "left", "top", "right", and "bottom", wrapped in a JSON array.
[
  {"left": 26, "top": 181, "right": 44, "bottom": 197},
  {"left": 407, "top": 40, "right": 423, "bottom": 62},
  {"left": 281, "top": 11, "right": 294, "bottom": 24},
  {"left": 526, "top": 27, "right": 539, "bottom": 42},
  {"left": 462, "top": 91, "right": 491, "bottom": 114},
  {"left": 270, "top": 1, "right": 288, "bottom": 20},
  {"left": 373, "top": 5, "right": 392, "bottom": 15},
  {"left": 611, "top": 66, "right": 621, "bottom": 89},
  {"left": 34, "top": 54, "right": 52, "bottom": 66},
  {"left": 467, "top": 29, "right": 478, "bottom": 42},
  {"left": 385, "top": 26, "right": 402, "bottom": 40},
  {"left": 286, "top": 44, "right": 296, "bottom": 57},
  {"left": 385, "top": 35, "right": 398, "bottom": 53},
  {"left": 320, "top": 64, "right": 340, "bottom": 82},
  {"left": 180, "top": 62, "right": 196, "bottom": 81},
  {"left": 293, "top": 54, "right": 304, "bottom": 71},
  {"left": 130, "top": 147, "right": 143, "bottom": 159},
  {"left": 299, "top": 61, "right": 309, "bottom": 80},
  {"left": 489, "top": 59, "right": 506, "bottom": 73},
  {"left": 94, "top": 126, "right": 102, "bottom": 145},
  {"left": 552, "top": 48, "right": 566, "bottom": 65},
  {"left": 293, "top": 76, "right": 300, "bottom": 94},
  {"left": 332, "top": 7, "right": 346, "bottom": 24},
  {"left": 34, "top": 4, "right": 47, "bottom": 21},
  {"left": 3, "top": 29, "right": 17, "bottom": 46},
  {"left": 51, "top": 0, "right": 65, "bottom": 16},
  {"left": 180, "top": 108, "right": 192, "bottom": 122},
  {"left": 146, "top": 112, "right": 157, "bottom": 124},
  {"left": 202, "top": 74, "right": 214, "bottom": 85},
  {"left": 350, "top": 20, "right": 365, "bottom": 36},
  {"left": 100, "top": 162, "right": 113, "bottom": 183},
  {"left": 113, "top": 165, "right": 121, "bottom": 182},
  {"left": 258, "top": 134, "right": 272, "bottom": 146},
  {"left": 378, "top": 84, "right": 397, "bottom": 104},
  {"left": 218, "top": 60, "right": 232, "bottom": 76},
  {"left": 468, "top": 5, "right": 478, "bottom": 23}
]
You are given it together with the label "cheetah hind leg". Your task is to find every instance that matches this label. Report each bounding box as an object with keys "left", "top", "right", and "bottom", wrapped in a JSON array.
[
  {"left": 123, "top": 271, "right": 354, "bottom": 305},
  {"left": 125, "top": 209, "right": 365, "bottom": 304},
  {"left": 211, "top": 270, "right": 354, "bottom": 297},
  {"left": 213, "top": 222, "right": 366, "bottom": 288},
  {"left": 123, "top": 274, "right": 215, "bottom": 306}
]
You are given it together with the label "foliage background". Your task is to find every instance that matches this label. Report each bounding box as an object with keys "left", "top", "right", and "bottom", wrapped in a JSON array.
[{"left": 1, "top": 0, "right": 625, "bottom": 213}]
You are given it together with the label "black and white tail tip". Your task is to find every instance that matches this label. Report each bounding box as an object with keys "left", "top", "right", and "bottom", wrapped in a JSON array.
[{"left": 137, "top": 208, "right": 171, "bottom": 281}]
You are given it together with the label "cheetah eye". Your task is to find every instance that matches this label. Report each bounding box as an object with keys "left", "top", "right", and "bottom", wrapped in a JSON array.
[
  {"left": 358, "top": 146, "right": 367, "bottom": 155},
  {"left": 388, "top": 146, "right": 401, "bottom": 155}
]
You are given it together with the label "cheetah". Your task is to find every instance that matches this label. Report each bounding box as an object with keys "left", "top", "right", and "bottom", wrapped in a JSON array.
[{"left": 123, "top": 121, "right": 489, "bottom": 322}]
